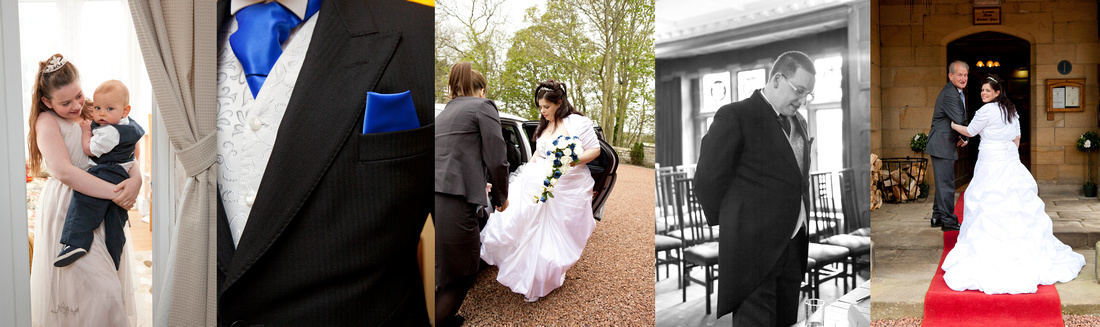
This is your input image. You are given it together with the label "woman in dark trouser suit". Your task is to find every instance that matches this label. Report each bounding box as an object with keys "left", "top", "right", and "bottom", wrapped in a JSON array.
[{"left": 434, "top": 62, "right": 511, "bottom": 327}]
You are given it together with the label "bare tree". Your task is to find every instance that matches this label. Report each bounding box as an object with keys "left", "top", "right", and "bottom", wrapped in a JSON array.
[{"left": 437, "top": 0, "right": 511, "bottom": 99}]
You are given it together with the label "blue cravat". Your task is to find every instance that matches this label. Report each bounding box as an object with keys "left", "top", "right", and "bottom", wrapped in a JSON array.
[{"left": 229, "top": 0, "right": 321, "bottom": 98}]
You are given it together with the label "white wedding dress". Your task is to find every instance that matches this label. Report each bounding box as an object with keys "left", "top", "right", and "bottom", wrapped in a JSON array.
[
  {"left": 30, "top": 111, "right": 136, "bottom": 326},
  {"left": 941, "top": 103, "right": 1085, "bottom": 294},
  {"left": 480, "top": 115, "right": 599, "bottom": 299}
]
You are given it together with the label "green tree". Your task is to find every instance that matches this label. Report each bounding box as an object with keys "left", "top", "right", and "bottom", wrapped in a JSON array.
[{"left": 436, "top": 0, "right": 655, "bottom": 147}]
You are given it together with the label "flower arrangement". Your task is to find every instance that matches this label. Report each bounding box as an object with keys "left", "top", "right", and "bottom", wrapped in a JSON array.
[
  {"left": 910, "top": 132, "right": 928, "bottom": 155},
  {"left": 534, "top": 135, "right": 582, "bottom": 203},
  {"left": 1077, "top": 131, "right": 1100, "bottom": 190},
  {"left": 910, "top": 132, "right": 930, "bottom": 197}
]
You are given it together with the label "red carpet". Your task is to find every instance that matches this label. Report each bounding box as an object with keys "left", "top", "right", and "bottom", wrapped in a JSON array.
[{"left": 921, "top": 191, "right": 1064, "bottom": 326}]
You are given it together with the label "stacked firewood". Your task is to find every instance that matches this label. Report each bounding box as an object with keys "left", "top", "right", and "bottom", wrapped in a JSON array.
[
  {"left": 871, "top": 154, "right": 927, "bottom": 207},
  {"left": 871, "top": 154, "right": 883, "bottom": 211}
]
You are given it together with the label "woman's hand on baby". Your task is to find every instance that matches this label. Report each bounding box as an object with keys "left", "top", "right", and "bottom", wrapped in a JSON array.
[
  {"left": 112, "top": 177, "right": 141, "bottom": 210},
  {"left": 79, "top": 120, "right": 92, "bottom": 133}
]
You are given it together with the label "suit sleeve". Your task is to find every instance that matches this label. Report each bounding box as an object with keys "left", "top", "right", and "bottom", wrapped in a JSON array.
[
  {"left": 946, "top": 90, "right": 969, "bottom": 141},
  {"left": 694, "top": 108, "right": 742, "bottom": 226},
  {"left": 478, "top": 103, "right": 510, "bottom": 207}
]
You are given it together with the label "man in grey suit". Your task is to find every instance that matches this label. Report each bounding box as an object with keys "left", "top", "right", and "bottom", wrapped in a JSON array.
[{"left": 927, "top": 60, "right": 970, "bottom": 231}]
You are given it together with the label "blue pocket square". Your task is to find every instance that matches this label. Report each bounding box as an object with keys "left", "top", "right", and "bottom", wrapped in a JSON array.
[{"left": 363, "top": 91, "right": 420, "bottom": 134}]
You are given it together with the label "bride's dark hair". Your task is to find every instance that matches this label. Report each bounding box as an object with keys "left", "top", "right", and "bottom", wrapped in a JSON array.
[
  {"left": 982, "top": 74, "right": 1016, "bottom": 124},
  {"left": 533, "top": 79, "right": 582, "bottom": 140}
]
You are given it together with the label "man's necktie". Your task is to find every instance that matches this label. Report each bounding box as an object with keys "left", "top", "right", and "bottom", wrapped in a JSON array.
[
  {"left": 229, "top": 0, "right": 321, "bottom": 99},
  {"left": 779, "top": 114, "right": 792, "bottom": 136},
  {"left": 960, "top": 90, "right": 966, "bottom": 111}
]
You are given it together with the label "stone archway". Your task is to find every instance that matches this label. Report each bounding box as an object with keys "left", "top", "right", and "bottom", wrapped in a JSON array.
[{"left": 946, "top": 32, "right": 1032, "bottom": 187}]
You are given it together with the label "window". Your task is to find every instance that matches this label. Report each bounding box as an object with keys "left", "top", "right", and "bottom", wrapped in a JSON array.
[
  {"left": 736, "top": 68, "right": 765, "bottom": 101},
  {"left": 19, "top": 0, "right": 152, "bottom": 155},
  {"left": 806, "top": 55, "right": 844, "bottom": 173},
  {"left": 700, "top": 71, "right": 730, "bottom": 114}
]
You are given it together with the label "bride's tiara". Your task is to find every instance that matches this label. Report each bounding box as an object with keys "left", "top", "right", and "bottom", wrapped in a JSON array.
[
  {"left": 986, "top": 75, "right": 997, "bottom": 82},
  {"left": 43, "top": 55, "right": 67, "bottom": 74}
]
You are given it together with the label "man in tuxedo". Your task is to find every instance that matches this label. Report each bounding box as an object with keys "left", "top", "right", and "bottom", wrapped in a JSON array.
[
  {"left": 215, "top": 0, "right": 434, "bottom": 325},
  {"left": 927, "top": 60, "right": 970, "bottom": 232},
  {"left": 695, "top": 51, "right": 815, "bottom": 326}
]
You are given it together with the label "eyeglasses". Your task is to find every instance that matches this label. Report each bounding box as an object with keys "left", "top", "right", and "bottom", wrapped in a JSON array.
[{"left": 780, "top": 74, "right": 815, "bottom": 103}]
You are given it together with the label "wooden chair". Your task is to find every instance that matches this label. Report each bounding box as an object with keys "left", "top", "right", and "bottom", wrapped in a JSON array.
[
  {"left": 820, "top": 168, "right": 872, "bottom": 287},
  {"left": 656, "top": 171, "right": 687, "bottom": 235},
  {"left": 654, "top": 166, "right": 683, "bottom": 281},
  {"left": 806, "top": 171, "right": 852, "bottom": 298},
  {"left": 655, "top": 234, "right": 681, "bottom": 281},
  {"left": 673, "top": 177, "right": 721, "bottom": 314}
]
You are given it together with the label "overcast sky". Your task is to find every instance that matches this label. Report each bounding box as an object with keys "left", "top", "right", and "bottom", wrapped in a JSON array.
[{"left": 442, "top": 0, "right": 543, "bottom": 43}]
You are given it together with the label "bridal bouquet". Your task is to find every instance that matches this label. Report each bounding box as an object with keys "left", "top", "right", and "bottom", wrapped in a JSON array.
[{"left": 534, "top": 135, "right": 582, "bottom": 203}]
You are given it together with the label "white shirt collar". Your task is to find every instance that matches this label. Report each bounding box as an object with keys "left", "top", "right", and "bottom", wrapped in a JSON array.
[
  {"left": 758, "top": 88, "right": 784, "bottom": 118},
  {"left": 231, "top": 0, "right": 310, "bottom": 19},
  {"left": 118, "top": 116, "right": 130, "bottom": 125}
]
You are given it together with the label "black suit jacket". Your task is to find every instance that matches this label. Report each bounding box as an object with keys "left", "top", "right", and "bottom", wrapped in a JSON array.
[
  {"left": 215, "top": 0, "right": 434, "bottom": 325},
  {"left": 927, "top": 82, "right": 969, "bottom": 159},
  {"left": 694, "top": 90, "right": 811, "bottom": 318},
  {"left": 434, "top": 97, "right": 510, "bottom": 207}
]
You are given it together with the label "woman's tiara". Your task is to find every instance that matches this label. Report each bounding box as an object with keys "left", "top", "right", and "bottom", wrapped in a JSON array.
[
  {"left": 43, "top": 55, "right": 67, "bottom": 74},
  {"left": 986, "top": 75, "right": 997, "bottom": 82}
]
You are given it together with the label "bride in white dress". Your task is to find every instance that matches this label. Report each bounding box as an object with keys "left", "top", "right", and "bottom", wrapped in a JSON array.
[
  {"left": 941, "top": 74, "right": 1085, "bottom": 294},
  {"left": 480, "top": 80, "right": 602, "bottom": 302}
]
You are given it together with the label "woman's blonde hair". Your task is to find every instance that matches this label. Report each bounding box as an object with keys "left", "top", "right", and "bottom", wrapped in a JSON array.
[{"left": 27, "top": 54, "right": 80, "bottom": 178}]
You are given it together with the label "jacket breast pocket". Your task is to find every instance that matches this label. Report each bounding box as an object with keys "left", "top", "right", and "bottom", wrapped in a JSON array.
[
  {"left": 357, "top": 123, "right": 434, "bottom": 162},
  {"left": 354, "top": 123, "right": 434, "bottom": 240}
]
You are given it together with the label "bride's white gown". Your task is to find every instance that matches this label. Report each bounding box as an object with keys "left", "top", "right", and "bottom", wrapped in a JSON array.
[
  {"left": 480, "top": 115, "right": 598, "bottom": 299},
  {"left": 942, "top": 103, "right": 1085, "bottom": 295}
]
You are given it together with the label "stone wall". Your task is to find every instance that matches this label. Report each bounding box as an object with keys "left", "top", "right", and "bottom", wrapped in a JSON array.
[
  {"left": 614, "top": 145, "right": 656, "bottom": 168},
  {"left": 873, "top": 0, "right": 1100, "bottom": 188}
]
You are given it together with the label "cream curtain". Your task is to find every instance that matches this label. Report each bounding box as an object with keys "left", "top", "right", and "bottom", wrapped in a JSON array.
[{"left": 126, "top": 1, "right": 216, "bottom": 326}]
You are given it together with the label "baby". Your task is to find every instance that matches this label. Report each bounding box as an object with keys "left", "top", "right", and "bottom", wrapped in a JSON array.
[{"left": 54, "top": 80, "right": 145, "bottom": 269}]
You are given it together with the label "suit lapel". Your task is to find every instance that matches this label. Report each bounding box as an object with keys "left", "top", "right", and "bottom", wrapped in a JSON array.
[
  {"left": 753, "top": 91, "right": 801, "bottom": 181},
  {"left": 220, "top": 0, "right": 400, "bottom": 292}
]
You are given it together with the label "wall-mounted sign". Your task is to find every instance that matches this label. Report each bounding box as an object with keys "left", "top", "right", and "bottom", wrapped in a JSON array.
[
  {"left": 1057, "top": 60, "right": 1072, "bottom": 75},
  {"left": 974, "top": 8, "right": 1001, "bottom": 25}
]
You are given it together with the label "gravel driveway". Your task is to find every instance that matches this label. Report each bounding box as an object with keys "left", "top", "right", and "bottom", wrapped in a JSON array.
[{"left": 457, "top": 164, "right": 656, "bottom": 326}]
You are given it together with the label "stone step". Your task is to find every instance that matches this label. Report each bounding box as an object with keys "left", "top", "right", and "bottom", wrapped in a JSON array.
[
  {"left": 872, "top": 197, "right": 1100, "bottom": 250},
  {"left": 873, "top": 219, "right": 1099, "bottom": 249}
]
